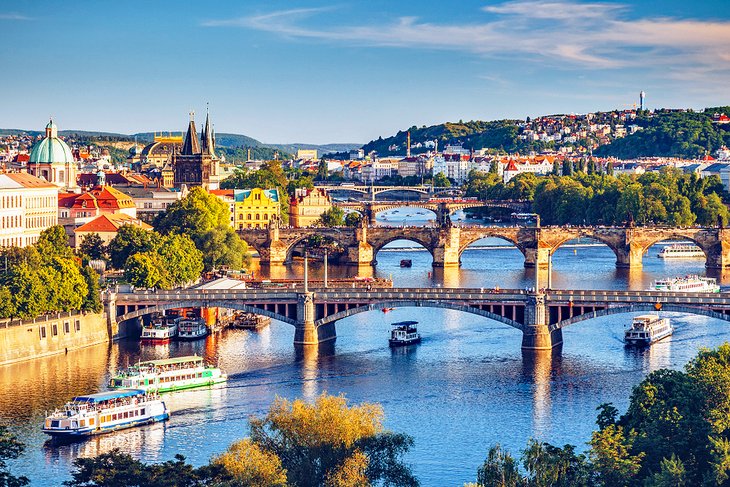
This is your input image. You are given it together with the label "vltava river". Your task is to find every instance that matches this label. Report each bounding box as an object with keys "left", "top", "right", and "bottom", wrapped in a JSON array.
[{"left": 5, "top": 212, "right": 730, "bottom": 485}]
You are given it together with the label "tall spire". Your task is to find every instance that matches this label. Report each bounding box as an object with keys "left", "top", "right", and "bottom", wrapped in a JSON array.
[
  {"left": 201, "top": 103, "right": 215, "bottom": 157},
  {"left": 181, "top": 111, "right": 200, "bottom": 155}
]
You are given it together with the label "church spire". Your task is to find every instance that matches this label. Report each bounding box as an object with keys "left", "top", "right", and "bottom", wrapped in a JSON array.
[
  {"left": 201, "top": 103, "right": 215, "bottom": 157},
  {"left": 181, "top": 111, "right": 200, "bottom": 155}
]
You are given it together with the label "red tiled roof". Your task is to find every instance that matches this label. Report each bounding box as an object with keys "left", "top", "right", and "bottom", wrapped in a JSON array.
[{"left": 75, "top": 213, "right": 152, "bottom": 233}]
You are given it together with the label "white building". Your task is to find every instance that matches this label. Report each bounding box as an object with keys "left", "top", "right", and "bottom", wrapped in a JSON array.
[
  {"left": 0, "top": 172, "right": 59, "bottom": 247},
  {"left": 432, "top": 155, "right": 471, "bottom": 184}
]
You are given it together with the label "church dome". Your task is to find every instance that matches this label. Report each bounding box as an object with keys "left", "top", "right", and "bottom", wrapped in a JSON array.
[{"left": 29, "top": 119, "right": 74, "bottom": 165}]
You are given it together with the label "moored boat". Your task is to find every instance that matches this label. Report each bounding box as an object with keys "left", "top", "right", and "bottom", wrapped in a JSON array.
[
  {"left": 42, "top": 389, "right": 168, "bottom": 440},
  {"left": 400, "top": 259, "right": 412, "bottom": 268},
  {"left": 657, "top": 244, "right": 705, "bottom": 259},
  {"left": 647, "top": 275, "right": 720, "bottom": 293},
  {"left": 230, "top": 312, "right": 271, "bottom": 330},
  {"left": 625, "top": 314, "right": 673, "bottom": 346},
  {"left": 109, "top": 355, "right": 227, "bottom": 393},
  {"left": 177, "top": 318, "right": 208, "bottom": 340},
  {"left": 140, "top": 317, "right": 178, "bottom": 343},
  {"left": 389, "top": 321, "right": 421, "bottom": 347}
]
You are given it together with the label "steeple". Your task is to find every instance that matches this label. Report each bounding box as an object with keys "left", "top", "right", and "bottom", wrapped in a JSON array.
[
  {"left": 181, "top": 111, "right": 200, "bottom": 155},
  {"left": 200, "top": 104, "right": 216, "bottom": 157}
]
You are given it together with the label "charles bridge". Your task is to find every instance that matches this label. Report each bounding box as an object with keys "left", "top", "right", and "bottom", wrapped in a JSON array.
[
  {"left": 108, "top": 286, "right": 730, "bottom": 352},
  {"left": 238, "top": 221, "right": 730, "bottom": 269},
  {"left": 316, "top": 184, "right": 458, "bottom": 199}
]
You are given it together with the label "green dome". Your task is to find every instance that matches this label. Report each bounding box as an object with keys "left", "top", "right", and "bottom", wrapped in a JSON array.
[{"left": 29, "top": 119, "right": 74, "bottom": 165}]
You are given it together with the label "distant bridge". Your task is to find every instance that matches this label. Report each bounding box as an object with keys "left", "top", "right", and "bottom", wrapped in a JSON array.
[
  {"left": 317, "top": 184, "right": 460, "bottom": 199},
  {"left": 109, "top": 287, "right": 730, "bottom": 352},
  {"left": 333, "top": 199, "right": 530, "bottom": 224}
]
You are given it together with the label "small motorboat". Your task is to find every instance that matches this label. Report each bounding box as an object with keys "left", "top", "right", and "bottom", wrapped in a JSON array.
[
  {"left": 389, "top": 321, "right": 421, "bottom": 347},
  {"left": 382, "top": 307, "right": 395, "bottom": 313},
  {"left": 400, "top": 259, "right": 412, "bottom": 268}
]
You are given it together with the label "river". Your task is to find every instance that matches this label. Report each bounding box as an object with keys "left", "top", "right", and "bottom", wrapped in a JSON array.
[{"left": 5, "top": 211, "right": 730, "bottom": 485}]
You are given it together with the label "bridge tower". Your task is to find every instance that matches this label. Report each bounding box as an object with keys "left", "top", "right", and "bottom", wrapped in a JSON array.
[
  {"left": 294, "top": 292, "right": 336, "bottom": 346},
  {"left": 521, "top": 293, "right": 563, "bottom": 351}
]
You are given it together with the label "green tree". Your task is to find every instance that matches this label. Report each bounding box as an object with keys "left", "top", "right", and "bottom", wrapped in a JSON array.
[
  {"left": 214, "top": 439, "right": 288, "bottom": 487},
  {"left": 475, "top": 444, "right": 524, "bottom": 487},
  {"left": 35, "top": 225, "right": 73, "bottom": 260},
  {"left": 124, "top": 253, "right": 169, "bottom": 289},
  {"left": 157, "top": 234, "right": 204, "bottom": 286},
  {"left": 0, "top": 287, "right": 15, "bottom": 320},
  {"left": 522, "top": 440, "right": 591, "bottom": 487},
  {"left": 155, "top": 187, "right": 229, "bottom": 235},
  {"left": 80, "top": 266, "right": 102, "bottom": 313},
  {"left": 108, "top": 225, "right": 157, "bottom": 270},
  {"left": 318, "top": 207, "right": 346, "bottom": 227},
  {"left": 196, "top": 227, "right": 249, "bottom": 271},
  {"left": 317, "top": 158, "right": 328, "bottom": 181},
  {"left": 588, "top": 424, "right": 644, "bottom": 487},
  {"left": 2, "top": 263, "right": 47, "bottom": 319},
  {"left": 644, "top": 455, "right": 687, "bottom": 487},
  {"left": 345, "top": 212, "right": 362, "bottom": 227},
  {"left": 433, "top": 172, "right": 451, "bottom": 188},
  {"left": 45, "top": 256, "right": 87, "bottom": 312},
  {"left": 0, "top": 426, "right": 29, "bottom": 487},
  {"left": 248, "top": 394, "right": 418, "bottom": 487},
  {"left": 78, "top": 233, "right": 108, "bottom": 261}
]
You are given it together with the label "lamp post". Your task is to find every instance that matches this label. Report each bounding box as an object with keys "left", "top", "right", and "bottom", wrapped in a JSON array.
[
  {"left": 324, "top": 249, "right": 328, "bottom": 288},
  {"left": 304, "top": 251, "right": 309, "bottom": 293}
]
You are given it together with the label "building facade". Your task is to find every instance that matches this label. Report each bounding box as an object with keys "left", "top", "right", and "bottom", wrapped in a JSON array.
[
  {"left": 289, "top": 188, "right": 332, "bottom": 227},
  {"left": 233, "top": 188, "right": 280, "bottom": 229},
  {"left": 0, "top": 172, "right": 58, "bottom": 247}
]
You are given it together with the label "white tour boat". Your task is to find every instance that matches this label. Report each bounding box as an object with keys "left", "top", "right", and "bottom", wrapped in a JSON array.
[
  {"left": 657, "top": 244, "right": 705, "bottom": 259},
  {"left": 109, "top": 355, "right": 227, "bottom": 393},
  {"left": 42, "top": 389, "right": 168, "bottom": 440},
  {"left": 177, "top": 318, "right": 209, "bottom": 340},
  {"left": 625, "top": 314, "right": 673, "bottom": 346},
  {"left": 389, "top": 321, "right": 421, "bottom": 347},
  {"left": 140, "top": 317, "right": 178, "bottom": 344},
  {"left": 647, "top": 275, "right": 720, "bottom": 293}
]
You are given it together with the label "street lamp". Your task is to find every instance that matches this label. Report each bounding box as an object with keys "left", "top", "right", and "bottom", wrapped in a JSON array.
[{"left": 324, "top": 249, "right": 328, "bottom": 288}]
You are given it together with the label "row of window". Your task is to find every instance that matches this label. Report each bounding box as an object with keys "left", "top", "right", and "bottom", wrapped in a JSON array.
[
  {"left": 239, "top": 223, "right": 265, "bottom": 229},
  {"left": 100, "top": 408, "right": 145, "bottom": 423},
  {"left": 39, "top": 320, "right": 81, "bottom": 340},
  {"left": 25, "top": 195, "right": 56, "bottom": 210},
  {"left": 238, "top": 213, "right": 271, "bottom": 221},
  {"left": 27, "top": 215, "right": 56, "bottom": 229},
  {"left": 0, "top": 194, "right": 21, "bottom": 209},
  {"left": 0, "top": 237, "right": 22, "bottom": 247},
  {"left": 0, "top": 215, "right": 21, "bottom": 228},
  {"left": 159, "top": 372, "right": 203, "bottom": 383}
]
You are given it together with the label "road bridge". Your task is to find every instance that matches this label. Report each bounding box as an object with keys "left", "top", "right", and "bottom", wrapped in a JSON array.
[
  {"left": 238, "top": 221, "right": 730, "bottom": 269},
  {"left": 317, "top": 184, "right": 459, "bottom": 199},
  {"left": 108, "top": 287, "right": 730, "bottom": 352},
  {"left": 334, "top": 199, "right": 530, "bottom": 225}
]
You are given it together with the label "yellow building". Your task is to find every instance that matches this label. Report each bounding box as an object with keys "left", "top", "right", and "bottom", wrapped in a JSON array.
[
  {"left": 233, "top": 188, "right": 280, "bottom": 229},
  {"left": 289, "top": 188, "right": 332, "bottom": 227}
]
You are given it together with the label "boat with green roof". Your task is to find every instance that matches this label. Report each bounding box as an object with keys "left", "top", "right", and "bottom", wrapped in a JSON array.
[{"left": 109, "top": 355, "right": 227, "bottom": 393}]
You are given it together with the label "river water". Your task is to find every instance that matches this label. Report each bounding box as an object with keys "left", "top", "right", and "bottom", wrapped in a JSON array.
[{"left": 5, "top": 211, "right": 730, "bottom": 486}]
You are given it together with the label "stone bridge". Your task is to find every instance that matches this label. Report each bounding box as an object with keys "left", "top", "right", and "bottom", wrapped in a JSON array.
[
  {"left": 334, "top": 199, "right": 530, "bottom": 225},
  {"left": 238, "top": 222, "right": 730, "bottom": 269},
  {"left": 108, "top": 287, "right": 730, "bottom": 352},
  {"left": 317, "top": 184, "right": 458, "bottom": 199}
]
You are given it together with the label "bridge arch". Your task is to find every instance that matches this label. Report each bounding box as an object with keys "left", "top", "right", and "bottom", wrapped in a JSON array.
[
  {"left": 639, "top": 234, "right": 710, "bottom": 260},
  {"left": 116, "top": 300, "right": 297, "bottom": 326},
  {"left": 551, "top": 304, "right": 730, "bottom": 331},
  {"left": 373, "top": 187, "right": 429, "bottom": 197},
  {"left": 314, "top": 300, "right": 524, "bottom": 331},
  {"left": 370, "top": 235, "right": 435, "bottom": 260},
  {"left": 458, "top": 233, "right": 525, "bottom": 259}
]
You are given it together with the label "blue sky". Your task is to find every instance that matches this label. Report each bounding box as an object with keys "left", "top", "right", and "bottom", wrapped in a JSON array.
[{"left": 1, "top": 0, "right": 729, "bottom": 144}]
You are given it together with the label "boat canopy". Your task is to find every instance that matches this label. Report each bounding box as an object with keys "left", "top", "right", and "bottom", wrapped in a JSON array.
[
  {"left": 391, "top": 321, "right": 418, "bottom": 327},
  {"left": 139, "top": 355, "right": 203, "bottom": 367},
  {"left": 72, "top": 389, "right": 145, "bottom": 403}
]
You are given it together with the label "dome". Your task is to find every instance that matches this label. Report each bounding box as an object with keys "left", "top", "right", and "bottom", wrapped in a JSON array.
[{"left": 29, "top": 119, "right": 74, "bottom": 165}]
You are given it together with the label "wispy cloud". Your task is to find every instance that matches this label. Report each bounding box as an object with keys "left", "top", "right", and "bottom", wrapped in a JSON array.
[
  {"left": 203, "top": 1, "right": 730, "bottom": 78},
  {"left": 0, "top": 13, "right": 32, "bottom": 21}
]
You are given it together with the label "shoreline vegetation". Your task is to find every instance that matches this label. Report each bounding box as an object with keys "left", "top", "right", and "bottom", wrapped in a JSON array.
[{"left": 1, "top": 344, "right": 728, "bottom": 486}]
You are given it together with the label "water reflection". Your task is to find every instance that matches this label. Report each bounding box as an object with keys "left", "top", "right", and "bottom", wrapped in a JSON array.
[{"left": 522, "top": 349, "right": 562, "bottom": 439}]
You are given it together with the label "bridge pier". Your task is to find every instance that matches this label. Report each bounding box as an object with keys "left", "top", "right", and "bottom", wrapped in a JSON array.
[
  {"left": 521, "top": 294, "right": 563, "bottom": 351},
  {"left": 523, "top": 247, "right": 550, "bottom": 269},
  {"left": 706, "top": 235, "right": 730, "bottom": 268},
  {"left": 294, "top": 292, "right": 337, "bottom": 345},
  {"left": 344, "top": 221, "right": 374, "bottom": 266},
  {"left": 432, "top": 226, "right": 461, "bottom": 268},
  {"left": 615, "top": 243, "right": 644, "bottom": 268}
]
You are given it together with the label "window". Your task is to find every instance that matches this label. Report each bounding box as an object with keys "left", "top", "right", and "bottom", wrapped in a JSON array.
[
  {"left": 52, "top": 323, "right": 58, "bottom": 336},
  {"left": 75, "top": 320, "right": 80, "bottom": 332},
  {"left": 39, "top": 326, "right": 47, "bottom": 339},
  {"left": 247, "top": 214, "right": 252, "bottom": 220},
  {"left": 64, "top": 321, "right": 70, "bottom": 334}
]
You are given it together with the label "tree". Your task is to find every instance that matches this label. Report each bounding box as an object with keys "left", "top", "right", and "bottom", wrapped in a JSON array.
[
  {"left": 475, "top": 444, "right": 524, "bottom": 487},
  {"left": 36, "top": 225, "right": 73, "bottom": 260},
  {"left": 317, "top": 158, "right": 328, "bottom": 181},
  {"left": 80, "top": 266, "right": 102, "bottom": 313},
  {"left": 157, "top": 234, "right": 204, "bottom": 287},
  {"left": 78, "top": 233, "right": 108, "bottom": 261},
  {"left": 2, "top": 263, "right": 48, "bottom": 319},
  {"left": 214, "top": 439, "right": 287, "bottom": 487},
  {"left": 196, "top": 227, "right": 249, "bottom": 271},
  {"left": 588, "top": 424, "right": 644, "bottom": 487},
  {"left": 124, "top": 253, "right": 169, "bottom": 289},
  {"left": 318, "top": 207, "right": 345, "bottom": 227},
  {"left": 155, "top": 187, "right": 229, "bottom": 235},
  {"left": 644, "top": 455, "right": 687, "bottom": 487},
  {"left": 0, "top": 426, "right": 29, "bottom": 487},
  {"left": 686, "top": 343, "right": 730, "bottom": 435},
  {"left": 345, "top": 212, "right": 362, "bottom": 227},
  {"left": 522, "top": 440, "right": 591, "bottom": 487},
  {"left": 44, "top": 256, "right": 87, "bottom": 312},
  {"left": 249, "top": 394, "right": 418, "bottom": 487},
  {"left": 108, "top": 225, "right": 156, "bottom": 270},
  {"left": 432, "top": 172, "right": 451, "bottom": 188}
]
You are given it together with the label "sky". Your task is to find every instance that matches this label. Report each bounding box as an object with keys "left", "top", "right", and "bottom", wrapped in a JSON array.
[{"left": 1, "top": 0, "right": 729, "bottom": 144}]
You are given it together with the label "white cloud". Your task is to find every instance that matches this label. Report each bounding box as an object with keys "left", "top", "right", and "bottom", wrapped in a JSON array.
[
  {"left": 0, "top": 13, "right": 31, "bottom": 21},
  {"left": 202, "top": 1, "right": 730, "bottom": 77}
]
